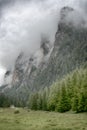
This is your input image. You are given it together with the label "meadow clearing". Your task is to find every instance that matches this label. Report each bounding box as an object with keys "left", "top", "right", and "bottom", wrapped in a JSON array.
[{"left": 0, "top": 108, "right": 87, "bottom": 130}]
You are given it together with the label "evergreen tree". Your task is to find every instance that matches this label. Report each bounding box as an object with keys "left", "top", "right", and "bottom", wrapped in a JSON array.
[
  {"left": 78, "top": 93, "right": 86, "bottom": 112},
  {"left": 37, "top": 93, "right": 43, "bottom": 110},
  {"left": 56, "top": 85, "right": 71, "bottom": 112},
  {"left": 42, "top": 88, "right": 48, "bottom": 111},
  {"left": 72, "top": 94, "right": 79, "bottom": 113},
  {"left": 29, "top": 93, "right": 38, "bottom": 110},
  {"left": 0, "top": 94, "right": 11, "bottom": 107}
]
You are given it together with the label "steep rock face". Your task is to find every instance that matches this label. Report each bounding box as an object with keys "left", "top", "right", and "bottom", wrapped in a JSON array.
[
  {"left": 3, "top": 38, "right": 52, "bottom": 101},
  {"left": 3, "top": 71, "right": 12, "bottom": 88},
  {"left": 3, "top": 7, "right": 87, "bottom": 102}
]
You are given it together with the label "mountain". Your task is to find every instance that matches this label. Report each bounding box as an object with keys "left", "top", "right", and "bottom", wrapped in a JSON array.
[{"left": 2, "top": 6, "right": 87, "bottom": 103}]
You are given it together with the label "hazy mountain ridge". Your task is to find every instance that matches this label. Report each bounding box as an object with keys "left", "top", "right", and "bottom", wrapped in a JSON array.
[{"left": 1, "top": 6, "right": 87, "bottom": 102}]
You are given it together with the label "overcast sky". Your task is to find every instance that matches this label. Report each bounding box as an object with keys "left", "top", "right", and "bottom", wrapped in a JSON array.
[{"left": 0, "top": 0, "right": 87, "bottom": 85}]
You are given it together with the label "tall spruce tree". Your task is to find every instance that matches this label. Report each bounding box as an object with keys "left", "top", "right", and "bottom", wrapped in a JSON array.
[{"left": 56, "top": 84, "right": 71, "bottom": 112}]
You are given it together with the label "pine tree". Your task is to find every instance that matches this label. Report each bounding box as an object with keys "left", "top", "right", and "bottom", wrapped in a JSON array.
[
  {"left": 78, "top": 93, "right": 85, "bottom": 112},
  {"left": 37, "top": 93, "right": 43, "bottom": 110},
  {"left": 72, "top": 94, "right": 79, "bottom": 113},
  {"left": 29, "top": 93, "right": 38, "bottom": 110},
  {"left": 42, "top": 90, "right": 47, "bottom": 111},
  {"left": 56, "top": 85, "right": 71, "bottom": 112}
]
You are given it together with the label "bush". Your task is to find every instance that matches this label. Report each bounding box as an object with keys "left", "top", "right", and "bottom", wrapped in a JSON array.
[{"left": 14, "top": 110, "right": 20, "bottom": 114}]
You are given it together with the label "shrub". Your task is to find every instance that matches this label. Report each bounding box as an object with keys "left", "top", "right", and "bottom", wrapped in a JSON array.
[{"left": 14, "top": 110, "right": 20, "bottom": 114}]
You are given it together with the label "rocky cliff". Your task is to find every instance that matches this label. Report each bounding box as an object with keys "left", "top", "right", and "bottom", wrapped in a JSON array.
[{"left": 2, "top": 6, "right": 87, "bottom": 103}]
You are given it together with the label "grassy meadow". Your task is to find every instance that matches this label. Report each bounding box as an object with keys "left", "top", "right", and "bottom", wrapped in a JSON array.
[{"left": 0, "top": 108, "right": 87, "bottom": 130}]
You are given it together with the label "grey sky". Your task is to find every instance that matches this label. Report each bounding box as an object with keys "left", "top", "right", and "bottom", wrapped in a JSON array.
[{"left": 0, "top": 0, "right": 87, "bottom": 85}]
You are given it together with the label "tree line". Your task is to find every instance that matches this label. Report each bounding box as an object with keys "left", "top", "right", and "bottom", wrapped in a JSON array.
[
  {"left": 0, "top": 93, "right": 11, "bottom": 107},
  {"left": 28, "top": 66, "right": 87, "bottom": 113},
  {"left": 0, "top": 65, "right": 87, "bottom": 113}
]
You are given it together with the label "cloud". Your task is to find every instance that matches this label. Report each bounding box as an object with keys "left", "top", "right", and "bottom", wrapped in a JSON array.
[
  {"left": 0, "top": 66, "right": 6, "bottom": 85},
  {"left": 0, "top": 0, "right": 87, "bottom": 85},
  {"left": 0, "top": 0, "right": 59, "bottom": 69}
]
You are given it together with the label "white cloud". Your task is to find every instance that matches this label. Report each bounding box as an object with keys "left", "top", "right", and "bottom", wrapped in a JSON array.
[{"left": 0, "top": 66, "right": 6, "bottom": 85}]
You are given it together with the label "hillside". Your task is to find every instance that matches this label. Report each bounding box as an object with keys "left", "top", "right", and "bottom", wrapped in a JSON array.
[
  {"left": 28, "top": 63, "right": 87, "bottom": 112},
  {"left": 2, "top": 6, "right": 87, "bottom": 104}
]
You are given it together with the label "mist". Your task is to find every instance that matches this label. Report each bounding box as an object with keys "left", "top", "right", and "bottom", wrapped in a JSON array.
[{"left": 0, "top": 0, "right": 87, "bottom": 85}]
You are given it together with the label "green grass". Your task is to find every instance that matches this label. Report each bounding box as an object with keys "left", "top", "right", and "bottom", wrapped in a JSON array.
[{"left": 0, "top": 108, "right": 87, "bottom": 130}]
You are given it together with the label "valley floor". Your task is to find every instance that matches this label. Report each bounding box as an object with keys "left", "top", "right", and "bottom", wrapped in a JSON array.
[{"left": 0, "top": 108, "right": 87, "bottom": 130}]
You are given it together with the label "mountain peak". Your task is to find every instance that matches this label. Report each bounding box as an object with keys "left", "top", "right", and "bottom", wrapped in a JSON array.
[
  {"left": 59, "top": 6, "right": 85, "bottom": 29},
  {"left": 60, "top": 6, "right": 74, "bottom": 21}
]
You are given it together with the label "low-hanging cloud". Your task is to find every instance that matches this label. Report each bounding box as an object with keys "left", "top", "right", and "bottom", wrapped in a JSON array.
[{"left": 0, "top": 0, "right": 87, "bottom": 85}]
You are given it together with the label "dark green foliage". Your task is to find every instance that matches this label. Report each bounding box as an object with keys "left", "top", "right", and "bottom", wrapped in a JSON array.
[
  {"left": 41, "top": 88, "right": 48, "bottom": 111},
  {"left": 78, "top": 93, "right": 86, "bottom": 112},
  {"left": 14, "top": 110, "right": 20, "bottom": 114},
  {"left": 29, "top": 93, "right": 39, "bottom": 110},
  {"left": 49, "top": 67, "right": 87, "bottom": 113},
  {"left": 37, "top": 94, "right": 43, "bottom": 110},
  {"left": 72, "top": 88, "right": 87, "bottom": 113},
  {"left": 56, "top": 86, "right": 71, "bottom": 112},
  {"left": 28, "top": 66, "right": 87, "bottom": 113},
  {"left": 0, "top": 94, "right": 11, "bottom": 107},
  {"left": 72, "top": 95, "right": 79, "bottom": 112},
  {"left": 28, "top": 88, "right": 49, "bottom": 111}
]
